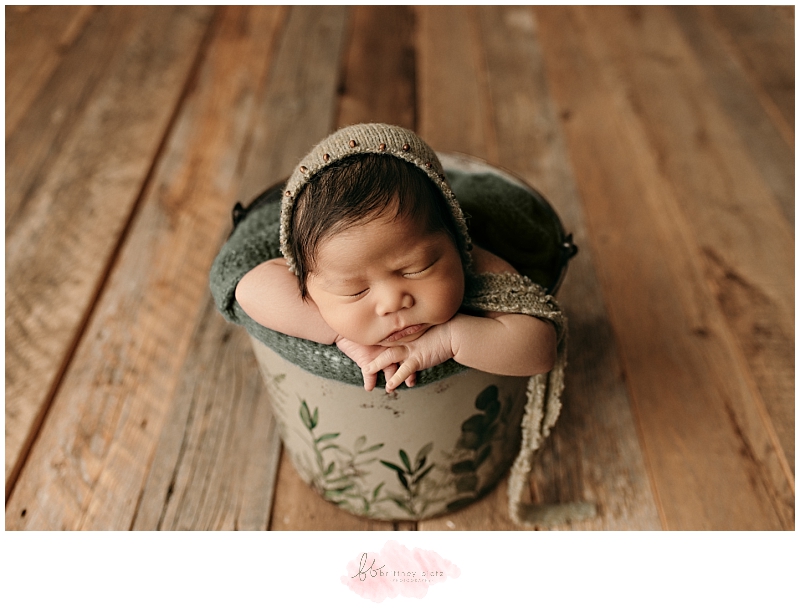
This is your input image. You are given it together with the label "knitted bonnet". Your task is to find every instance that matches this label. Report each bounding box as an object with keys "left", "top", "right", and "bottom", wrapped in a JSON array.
[{"left": 278, "top": 123, "right": 473, "bottom": 274}]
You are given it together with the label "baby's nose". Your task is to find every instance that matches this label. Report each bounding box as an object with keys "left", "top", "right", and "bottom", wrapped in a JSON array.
[{"left": 376, "top": 285, "right": 414, "bottom": 315}]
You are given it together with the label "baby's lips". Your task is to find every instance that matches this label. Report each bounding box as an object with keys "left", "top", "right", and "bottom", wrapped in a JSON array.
[{"left": 381, "top": 323, "right": 425, "bottom": 343}]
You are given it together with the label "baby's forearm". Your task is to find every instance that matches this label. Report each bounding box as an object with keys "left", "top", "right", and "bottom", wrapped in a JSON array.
[
  {"left": 449, "top": 312, "right": 556, "bottom": 376},
  {"left": 235, "top": 259, "right": 339, "bottom": 344}
]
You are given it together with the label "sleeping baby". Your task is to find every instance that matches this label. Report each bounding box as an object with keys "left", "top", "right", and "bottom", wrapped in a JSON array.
[{"left": 234, "top": 123, "right": 558, "bottom": 393}]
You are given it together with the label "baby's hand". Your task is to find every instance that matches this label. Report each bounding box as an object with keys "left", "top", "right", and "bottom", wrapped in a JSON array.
[
  {"left": 364, "top": 323, "right": 455, "bottom": 393},
  {"left": 335, "top": 338, "right": 416, "bottom": 392}
]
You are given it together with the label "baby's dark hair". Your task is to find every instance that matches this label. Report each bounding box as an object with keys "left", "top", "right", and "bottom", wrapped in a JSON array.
[{"left": 291, "top": 154, "right": 461, "bottom": 298}]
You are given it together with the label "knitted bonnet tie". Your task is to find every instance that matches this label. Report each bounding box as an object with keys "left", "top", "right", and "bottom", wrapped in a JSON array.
[{"left": 276, "top": 123, "right": 586, "bottom": 527}]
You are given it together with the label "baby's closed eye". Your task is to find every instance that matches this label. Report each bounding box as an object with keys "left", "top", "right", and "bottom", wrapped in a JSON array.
[{"left": 402, "top": 261, "right": 436, "bottom": 277}]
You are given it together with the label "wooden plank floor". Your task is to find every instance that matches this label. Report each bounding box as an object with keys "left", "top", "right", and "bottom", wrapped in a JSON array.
[{"left": 5, "top": 5, "right": 794, "bottom": 530}]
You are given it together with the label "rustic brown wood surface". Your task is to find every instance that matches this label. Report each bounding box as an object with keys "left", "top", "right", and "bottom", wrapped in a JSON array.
[
  {"left": 5, "top": 5, "right": 213, "bottom": 494},
  {"left": 5, "top": 6, "right": 793, "bottom": 530},
  {"left": 586, "top": 6, "right": 795, "bottom": 478},
  {"left": 533, "top": 5, "right": 793, "bottom": 529},
  {"left": 708, "top": 5, "right": 794, "bottom": 138},
  {"left": 5, "top": 5, "right": 95, "bottom": 139},
  {"left": 671, "top": 6, "right": 794, "bottom": 226}
]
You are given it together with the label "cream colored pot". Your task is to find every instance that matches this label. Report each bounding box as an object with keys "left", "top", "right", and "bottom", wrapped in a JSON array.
[{"left": 252, "top": 337, "right": 528, "bottom": 520}]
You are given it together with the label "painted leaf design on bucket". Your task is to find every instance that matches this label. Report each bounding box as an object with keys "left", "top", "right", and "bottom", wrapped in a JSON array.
[
  {"left": 446, "top": 384, "right": 511, "bottom": 512},
  {"left": 399, "top": 450, "right": 413, "bottom": 473},
  {"left": 299, "top": 400, "right": 318, "bottom": 431},
  {"left": 380, "top": 442, "right": 436, "bottom": 517},
  {"left": 415, "top": 442, "right": 433, "bottom": 472},
  {"left": 287, "top": 379, "right": 517, "bottom": 520},
  {"left": 296, "top": 399, "right": 387, "bottom": 515}
]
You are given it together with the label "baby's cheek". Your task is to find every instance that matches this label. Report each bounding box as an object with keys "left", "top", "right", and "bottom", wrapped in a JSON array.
[
  {"left": 446, "top": 278, "right": 466, "bottom": 315},
  {"left": 333, "top": 306, "right": 376, "bottom": 344}
]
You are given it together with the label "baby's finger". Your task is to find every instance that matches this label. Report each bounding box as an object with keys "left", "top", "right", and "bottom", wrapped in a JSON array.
[
  {"left": 365, "top": 347, "right": 405, "bottom": 375},
  {"left": 405, "top": 372, "right": 416, "bottom": 388},
  {"left": 382, "top": 363, "right": 399, "bottom": 383},
  {"left": 362, "top": 368, "right": 378, "bottom": 392},
  {"left": 386, "top": 360, "right": 418, "bottom": 392}
]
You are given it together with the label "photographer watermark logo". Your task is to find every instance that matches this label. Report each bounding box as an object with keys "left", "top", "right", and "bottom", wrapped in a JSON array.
[{"left": 342, "top": 540, "right": 461, "bottom": 602}]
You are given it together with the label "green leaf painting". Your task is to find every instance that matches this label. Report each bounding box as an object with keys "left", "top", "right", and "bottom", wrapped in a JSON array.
[
  {"left": 399, "top": 450, "right": 412, "bottom": 473},
  {"left": 296, "top": 399, "right": 386, "bottom": 516},
  {"left": 446, "top": 384, "right": 511, "bottom": 511},
  {"left": 475, "top": 384, "right": 498, "bottom": 410},
  {"left": 380, "top": 460, "right": 405, "bottom": 474},
  {"left": 380, "top": 442, "right": 437, "bottom": 517},
  {"left": 300, "top": 401, "right": 313, "bottom": 431},
  {"left": 290, "top": 380, "right": 517, "bottom": 520}
]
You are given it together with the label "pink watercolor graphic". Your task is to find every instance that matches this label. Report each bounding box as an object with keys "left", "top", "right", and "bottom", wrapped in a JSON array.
[{"left": 342, "top": 540, "right": 461, "bottom": 602}]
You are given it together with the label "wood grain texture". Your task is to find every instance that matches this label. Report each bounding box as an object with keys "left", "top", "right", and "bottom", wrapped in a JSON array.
[
  {"left": 585, "top": 5, "right": 795, "bottom": 477},
  {"left": 480, "top": 5, "right": 661, "bottom": 530},
  {"left": 533, "top": 5, "right": 792, "bottom": 529},
  {"left": 670, "top": 6, "right": 794, "bottom": 226},
  {"left": 773, "top": 6, "right": 794, "bottom": 26},
  {"left": 234, "top": 6, "right": 350, "bottom": 205},
  {"left": 5, "top": 6, "right": 214, "bottom": 492},
  {"left": 131, "top": 301, "right": 280, "bottom": 530},
  {"left": 6, "top": 6, "right": 283, "bottom": 530},
  {"left": 710, "top": 5, "right": 794, "bottom": 137},
  {"left": 5, "top": 5, "right": 95, "bottom": 138},
  {"left": 337, "top": 5, "right": 416, "bottom": 130},
  {"left": 6, "top": 6, "right": 167, "bottom": 228},
  {"left": 415, "top": 5, "right": 497, "bottom": 160}
]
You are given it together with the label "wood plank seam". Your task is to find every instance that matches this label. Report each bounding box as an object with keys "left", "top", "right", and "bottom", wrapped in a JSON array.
[
  {"left": 4, "top": 6, "right": 96, "bottom": 139},
  {"left": 330, "top": 7, "right": 356, "bottom": 130},
  {"left": 129, "top": 338, "right": 204, "bottom": 530},
  {"left": 4, "top": 8, "right": 221, "bottom": 507},
  {"left": 701, "top": 7, "right": 793, "bottom": 149},
  {"left": 667, "top": 6, "right": 794, "bottom": 227},
  {"left": 266, "top": 444, "right": 287, "bottom": 530},
  {"left": 56, "top": 6, "right": 96, "bottom": 51},
  {"left": 466, "top": 6, "right": 500, "bottom": 165},
  {"left": 7, "top": 6, "right": 137, "bottom": 231},
  {"left": 230, "top": 9, "right": 291, "bottom": 184}
]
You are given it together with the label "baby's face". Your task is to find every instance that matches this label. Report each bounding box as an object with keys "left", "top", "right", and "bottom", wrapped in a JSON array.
[{"left": 306, "top": 203, "right": 464, "bottom": 347}]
